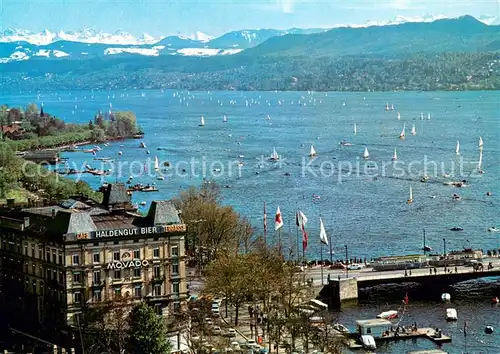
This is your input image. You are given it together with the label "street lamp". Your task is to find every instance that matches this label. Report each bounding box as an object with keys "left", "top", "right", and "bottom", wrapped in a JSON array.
[
  {"left": 443, "top": 238, "right": 446, "bottom": 256},
  {"left": 345, "top": 245, "right": 348, "bottom": 279}
]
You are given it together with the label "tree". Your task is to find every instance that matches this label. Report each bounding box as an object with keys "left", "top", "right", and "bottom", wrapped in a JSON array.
[
  {"left": 90, "top": 127, "right": 106, "bottom": 142},
  {"left": 128, "top": 301, "right": 171, "bottom": 354}
]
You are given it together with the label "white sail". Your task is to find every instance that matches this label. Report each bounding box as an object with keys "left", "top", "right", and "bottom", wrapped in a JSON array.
[
  {"left": 411, "top": 124, "right": 416, "bottom": 136},
  {"left": 310, "top": 145, "right": 317, "bottom": 157},
  {"left": 385, "top": 102, "right": 390, "bottom": 111},
  {"left": 399, "top": 123, "right": 406, "bottom": 139},
  {"left": 420, "top": 112, "right": 424, "bottom": 120},
  {"left": 391, "top": 104, "right": 394, "bottom": 111},
  {"left": 363, "top": 147, "right": 369, "bottom": 159},
  {"left": 200, "top": 116, "right": 205, "bottom": 126},
  {"left": 223, "top": 115, "right": 227, "bottom": 122},
  {"left": 427, "top": 112, "right": 431, "bottom": 120},
  {"left": 479, "top": 136, "right": 483, "bottom": 149},
  {"left": 397, "top": 112, "right": 401, "bottom": 120},
  {"left": 154, "top": 156, "right": 160, "bottom": 171},
  {"left": 409, "top": 186, "right": 413, "bottom": 202},
  {"left": 354, "top": 123, "right": 357, "bottom": 135},
  {"left": 456, "top": 140, "right": 460, "bottom": 155},
  {"left": 392, "top": 148, "right": 397, "bottom": 161},
  {"left": 271, "top": 147, "right": 279, "bottom": 160},
  {"left": 319, "top": 218, "right": 328, "bottom": 245}
]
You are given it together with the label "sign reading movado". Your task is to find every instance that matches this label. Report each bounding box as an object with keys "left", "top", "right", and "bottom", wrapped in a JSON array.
[{"left": 107, "top": 260, "right": 150, "bottom": 269}]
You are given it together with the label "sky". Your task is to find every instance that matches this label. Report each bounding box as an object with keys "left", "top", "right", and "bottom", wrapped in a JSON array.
[{"left": 1, "top": 0, "right": 499, "bottom": 36}]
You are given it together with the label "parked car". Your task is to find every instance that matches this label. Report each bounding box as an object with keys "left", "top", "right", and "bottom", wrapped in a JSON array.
[
  {"left": 245, "top": 339, "right": 261, "bottom": 350},
  {"left": 211, "top": 325, "right": 222, "bottom": 335},
  {"left": 347, "top": 264, "right": 362, "bottom": 270},
  {"left": 226, "top": 328, "right": 236, "bottom": 337},
  {"left": 230, "top": 341, "right": 241, "bottom": 350}
]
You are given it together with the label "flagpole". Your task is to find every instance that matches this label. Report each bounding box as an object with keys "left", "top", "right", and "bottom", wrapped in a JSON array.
[
  {"left": 320, "top": 241, "right": 324, "bottom": 285},
  {"left": 263, "top": 202, "right": 267, "bottom": 244},
  {"left": 329, "top": 235, "right": 333, "bottom": 264},
  {"left": 296, "top": 211, "right": 300, "bottom": 264}
]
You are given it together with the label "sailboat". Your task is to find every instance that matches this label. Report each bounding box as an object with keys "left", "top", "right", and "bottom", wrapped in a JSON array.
[
  {"left": 392, "top": 148, "right": 397, "bottom": 161},
  {"left": 427, "top": 112, "right": 431, "bottom": 120},
  {"left": 399, "top": 123, "right": 406, "bottom": 140},
  {"left": 354, "top": 123, "right": 357, "bottom": 135},
  {"left": 397, "top": 112, "right": 401, "bottom": 120},
  {"left": 385, "top": 102, "right": 390, "bottom": 111},
  {"left": 199, "top": 116, "right": 205, "bottom": 126},
  {"left": 407, "top": 185, "right": 413, "bottom": 204},
  {"left": 223, "top": 115, "right": 227, "bottom": 123},
  {"left": 309, "top": 145, "right": 317, "bottom": 157},
  {"left": 363, "top": 147, "right": 369, "bottom": 159},
  {"left": 391, "top": 104, "right": 394, "bottom": 111},
  {"left": 411, "top": 124, "right": 416, "bottom": 136},
  {"left": 478, "top": 148, "right": 484, "bottom": 174},
  {"left": 266, "top": 114, "right": 271, "bottom": 121},
  {"left": 270, "top": 147, "right": 280, "bottom": 161},
  {"left": 456, "top": 140, "right": 460, "bottom": 156},
  {"left": 479, "top": 136, "right": 483, "bottom": 149},
  {"left": 154, "top": 156, "right": 160, "bottom": 171},
  {"left": 420, "top": 112, "right": 424, "bottom": 120}
]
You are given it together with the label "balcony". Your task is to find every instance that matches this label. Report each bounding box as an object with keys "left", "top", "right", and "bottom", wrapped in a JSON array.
[
  {"left": 151, "top": 276, "right": 166, "bottom": 283},
  {"left": 91, "top": 281, "right": 105, "bottom": 288}
]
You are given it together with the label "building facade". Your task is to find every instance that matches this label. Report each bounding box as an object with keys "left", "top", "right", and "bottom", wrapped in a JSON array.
[{"left": 0, "top": 184, "right": 188, "bottom": 343}]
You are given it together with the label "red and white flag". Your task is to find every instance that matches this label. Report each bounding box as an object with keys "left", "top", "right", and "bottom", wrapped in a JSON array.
[
  {"left": 297, "top": 210, "right": 308, "bottom": 250},
  {"left": 275, "top": 206, "right": 284, "bottom": 231},
  {"left": 263, "top": 202, "right": 267, "bottom": 234}
]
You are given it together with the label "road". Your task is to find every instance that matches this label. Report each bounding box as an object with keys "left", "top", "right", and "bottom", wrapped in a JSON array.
[{"left": 304, "top": 258, "right": 500, "bottom": 287}]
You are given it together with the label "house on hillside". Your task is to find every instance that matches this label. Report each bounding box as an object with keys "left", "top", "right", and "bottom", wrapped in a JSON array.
[{"left": 0, "top": 124, "right": 25, "bottom": 140}]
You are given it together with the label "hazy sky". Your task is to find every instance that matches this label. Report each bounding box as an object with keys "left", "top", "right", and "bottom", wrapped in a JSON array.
[{"left": 1, "top": 0, "right": 499, "bottom": 36}]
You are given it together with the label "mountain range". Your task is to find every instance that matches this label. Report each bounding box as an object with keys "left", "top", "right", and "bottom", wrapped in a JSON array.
[{"left": 1, "top": 14, "right": 498, "bottom": 63}]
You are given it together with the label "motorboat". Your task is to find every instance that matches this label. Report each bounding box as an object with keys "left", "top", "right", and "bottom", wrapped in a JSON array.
[
  {"left": 376, "top": 310, "right": 398, "bottom": 319},
  {"left": 446, "top": 308, "right": 457, "bottom": 321},
  {"left": 332, "top": 323, "right": 350, "bottom": 334},
  {"left": 420, "top": 175, "right": 429, "bottom": 183},
  {"left": 339, "top": 140, "right": 353, "bottom": 146},
  {"left": 441, "top": 293, "right": 451, "bottom": 302},
  {"left": 361, "top": 335, "right": 376, "bottom": 350},
  {"left": 488, "top": 227, "right": 499, "bottom": 232},
  {"left": 450, "top": 227, "right": 464, "bottom": 231},
  {"left": 139, "top": 142, "right": 147, "bottom": 148},
  {"left": 452, "top": 193, "right": 461, "bottom": 200}
]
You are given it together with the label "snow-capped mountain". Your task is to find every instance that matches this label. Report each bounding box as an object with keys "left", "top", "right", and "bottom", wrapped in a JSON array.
[{"left": 0, "top": 27, "right": 162, "bottom": 45}]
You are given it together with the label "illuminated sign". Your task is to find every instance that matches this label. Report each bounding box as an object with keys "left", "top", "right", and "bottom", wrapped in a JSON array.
[
  {"left": 107, "top": 260, "right": 150, "bottom": 269},
  {"left": 93, "top": 225, "right": 186, "bottom": 239},
  {"left": 76, "top": 232, "right": 89, "bottom": 240}
]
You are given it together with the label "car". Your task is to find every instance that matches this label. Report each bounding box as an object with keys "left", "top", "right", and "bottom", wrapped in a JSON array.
[
  {"left": 226, "top": 328, "right": 236, "bottom": 337},
  {"left": 211, "top": 325, "right": 222, "bottom": 335},
  {"left": 230, "top": 342, "right": 241, "bottom": 350},
  {"left": 330, "top": 263, "right": 345, "bottom": 269},
  {"left": 347, "top": 264, "right": 362, "bottom": 270},
  {"left": 212, "top": 308, "right": 220, "bottom": 316},
  {"left": 246, "top": 340, "right": 261, "bottom": 350}
]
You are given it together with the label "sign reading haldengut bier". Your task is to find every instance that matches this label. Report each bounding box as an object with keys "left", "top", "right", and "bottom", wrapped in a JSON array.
[{"left": 73, "top": 224, "right": 186, "bottom": 240}]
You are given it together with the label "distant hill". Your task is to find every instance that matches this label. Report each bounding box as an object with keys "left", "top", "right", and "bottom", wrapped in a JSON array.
[{"left": 245, "top": 16, "right": 500, "bottom": 57}]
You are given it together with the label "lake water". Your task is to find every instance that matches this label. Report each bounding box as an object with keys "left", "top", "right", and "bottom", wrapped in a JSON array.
[{"left": 3, "top": 89, "right": 500, "bottom": 353}]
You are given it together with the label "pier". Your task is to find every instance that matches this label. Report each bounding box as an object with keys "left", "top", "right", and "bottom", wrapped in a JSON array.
[{"left": 309, "top": 259, "right": 500, "bottom": 306}]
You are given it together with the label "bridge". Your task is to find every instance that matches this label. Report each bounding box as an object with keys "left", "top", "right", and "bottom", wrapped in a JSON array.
[{"left": 303, "top": 258, "right": 500, "bottom": 307}]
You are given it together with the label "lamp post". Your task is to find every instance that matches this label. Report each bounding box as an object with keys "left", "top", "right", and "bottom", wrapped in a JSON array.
[
  {"left": 345, "top": 245, "right": 348, "bottom": 279},
  {"left": 443, "top": 238, "right": 447, "bottom": 270}
]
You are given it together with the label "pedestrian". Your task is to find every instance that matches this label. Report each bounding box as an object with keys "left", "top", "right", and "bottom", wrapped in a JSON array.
[
  {"left": 404, "top": 270, "right": 408, "bottom": 277},
  {"left": 430, "top": 268, "right": 432, "bottom": 275},
  {"left": 455, "top": 266, "right": 458, "bottom": 273}
]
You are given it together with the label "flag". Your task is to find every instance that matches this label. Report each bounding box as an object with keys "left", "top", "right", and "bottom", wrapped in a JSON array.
[
  {"left": 403, "top": 292, "right": 409, "bottom": 305},
  {"left": 263, "top": 202, "right": 267, "bottom": 234},
  {"left": 319, "top": 217, "right": 328, "bottom": 245},
  {"left": 297, "top": 210, "right": 308, "bottom": 250},
  {"left": 275, "top": 206, "right": 284, "bottom": 231}
]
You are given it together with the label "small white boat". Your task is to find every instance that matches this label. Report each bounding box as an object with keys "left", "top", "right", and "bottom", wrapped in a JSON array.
[
  {"left": 411, "top": 124, "right": 416, "bottom": 136},
  {"left": 266, "top": 114, "right": 271, "bottom": 121},
  {"left": 140, "top": 201, "right": 147, "bottom": 206},
  {"left": 156, "top": 176, "right": 164, "bottom": 180},
  {"left": 223, "top": 115, "right": 227, "bottom": 123},
  {"left": 420, "top": 112, "right": 424, "bottom": 120},
  {"left": 340, "top": 140, "right": 353, "bottom": 146},
  {"left": 270, "top": 147, "right": 280, "bottom": 161},
  {"left": 399, "top": 123, "right": 406, "bottom": 140},
  {"left": 488, "top": 227, "right": 499, "bottom": 232},
  {"left": 392, "top": 148, "right": 398, "bottom": 161},
  {"left": 353, "top": 123, "right": 357, "bottom": 135},
  {"left": 456, "top": 140, "right": 460, "bottom": 155},
  {"left": 427, "top": 112, "right": 431, "bottom": 120},
  {"left": 441, "top": 293, "right": 451, "bottom": 302},
  {"left": 361, "top": 335, "right": 376, "bottom": 350},
  {"left": 377, "top": 310, "right": 398, "bottom": 319},
  {"left": 199, "top": 116, "right": 205, "bottom": 126},
  {"left": 407, "top": 185, "right": 413, "bottom": 204},
  {"left": 446, "top": 308, "right": 457, "bottom": 321},
  {"left": 385, "top": 102, "right": 390, "bottom": 111},
  {"left": 140, "top": 142, "right": 146, "bottom": 148},
  {"left": 309, "top": 145, "right": 317, "bottom": 157},
  {"left": 397, "top": 112, "right": 401, "bottom": 120},
  {"left": 363, "top": 147, "right": 369, "bottom": 159},
  {"left": 391, "top": 104, "right": 394, "bottom": 110}
]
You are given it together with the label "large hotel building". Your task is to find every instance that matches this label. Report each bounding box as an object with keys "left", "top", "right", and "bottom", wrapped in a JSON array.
[{"left": 0, "top": 184, "right": 188, "bottom": 345}]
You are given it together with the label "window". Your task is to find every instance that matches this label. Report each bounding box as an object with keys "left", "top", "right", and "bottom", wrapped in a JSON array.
[
  {"left": 133, "top": 268, "right": 141, "bottom": 278},
  {"left": 32, "top": 280, "right": 37, "bottom": 293},
  {"left": 153, "top": 266, "right": 160, "bottom": 278},
  {"left": 47, "top": 269, "right": 52, "bottom": 280},
  {"left": 171, "top": 246, "right": 179, "bottom": 257},
  {"left": 114, "top": 270, "right": 121, "bottom": 279},
  {"left": 58, "top": 252, "right": 63, "bottom": 265},
  {"left": 59, "top": 272, "right": 64, "bottom": 284},
  {"left": 134, "top": 286, "right": 142, "bottom": 298},
  {"left": 154, "top": 303, "right": 162, "bottom": 315},
  {"left": 172, "top": 263, "right": 179, "bottom": 275},
  {"left": 31, "top": 245, "right": 35, "bottom": 257},
  {"left": 46, "top": 250, "right": 51, "bottom": 262},
  {"left": 24, "top": 262, "right": 28, "bottom": 273},
  {"left": 38, "top": 247, "right": 42, "bottom": 259},
  {"left": 153, "top": 284, "right": 161, "bottom": 296},
  {"left": 72, "top": 254, "right": 79, "bottom": 265},
  {"left": 93, "top": 270, "right": 101, "bottom": 284},
  {"left": 153, "top": 247, "right": 160, "bottom": 258},
  {"left": 52, "top": 252, "right": 56, "bottom": 263},
  {"left": 93, "top": 289, "right": 102, "bottom": 302},
  {"left": 24, "top": 243, "right": 28, "bottom": 255},
  {"left": 73, "top": 272, "right": 81, "bottom": 284},
  {"left": 113, "top": 287, "right": 121, "bottom": 297},
  {"left": 74, "top": 292, "right": 82, "bottom": 304},
  {"left": 367, "top": 328, "right": 372, "bottom": 334},
  {"left": 32, "top": 263, "right": 36, "bottom": 275},
  {"left": 113, "top": 251, "right": 120, "bottom": 261},
  {"left": 172, "top": 282, "right": 180, "bottom": 294},
  {"left": 93, "top": 252, "right": 100, "bottom": 263},
  {"left": 173, "top": 302, "right": 181, "bottom": 313},
  {"left": 133, "top": 249, "right": 140, "bottom": 259}
]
